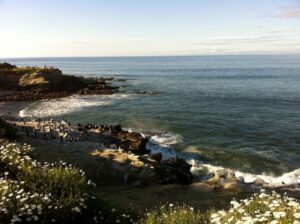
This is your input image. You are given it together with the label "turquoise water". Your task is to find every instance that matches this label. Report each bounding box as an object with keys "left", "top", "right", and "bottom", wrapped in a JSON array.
[{"left": 4, "top": 55, "right": 300, "bottom": 176}]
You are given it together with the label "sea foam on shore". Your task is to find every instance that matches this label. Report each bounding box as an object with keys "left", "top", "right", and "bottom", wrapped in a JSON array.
[
  {"left": 19, "top": 94, "right": 132, "bottom": 117},
  {"left": 146, "top": 132, "right": 300, "bottom": 190}
]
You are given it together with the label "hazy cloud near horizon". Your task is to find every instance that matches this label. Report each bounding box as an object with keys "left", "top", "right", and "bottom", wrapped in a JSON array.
[{"left": 0, "top": 0, "right": 299, "bottom": 57}]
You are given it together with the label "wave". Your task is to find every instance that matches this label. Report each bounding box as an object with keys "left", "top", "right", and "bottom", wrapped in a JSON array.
[
  {"left": 146, "top": 132, "right": 300, "bottom": 189},
  {"left": 19, "top": 94, "right": 132, "bottom": 118},
  {"left": 146, "top": 133, "right": 182, "bottom": 161},
  {"left": 189, "top": 160, "right": 300, "bottom": 187}
]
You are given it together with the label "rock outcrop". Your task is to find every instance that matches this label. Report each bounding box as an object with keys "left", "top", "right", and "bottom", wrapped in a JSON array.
[
  {"left": 84, "top": 124, "right": 149, "bottom": 154},
  {"left": 0, "top": 63, "right": 119, "bottom": 101},
  {"left": 91, "top": 149, "right": 193, "bottom": 185}
]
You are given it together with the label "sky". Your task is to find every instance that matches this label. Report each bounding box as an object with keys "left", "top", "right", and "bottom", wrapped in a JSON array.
[{"left": 0, "top": 0, "right": 299, "bottom": 57}]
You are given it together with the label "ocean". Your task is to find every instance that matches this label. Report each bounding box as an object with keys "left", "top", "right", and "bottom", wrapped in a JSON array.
[{"left": 3, "top": 55, "right": 300, "bottom": 185}]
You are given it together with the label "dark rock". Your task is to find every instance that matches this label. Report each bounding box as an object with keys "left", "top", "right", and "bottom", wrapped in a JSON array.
[
  {"left": 159, "top": 157, "right": 194, "bottom": 184},
  {"left": 112, "top": 124, "right": 122, "bottom": 132},
  {"left": 0, "top": 63, "right": 16, "bottom": 70},
  {"left": 92, "top": 150, "right": 194, "bottom": 185},
  {"left": 0, "top": 118, "right": 17, "bottom": 140},
  {"left": 150, "top": 153, "right": 162, "bottom": 162},
  {"left": 113, "top": 131, "right": 149, "bottom": 154}
]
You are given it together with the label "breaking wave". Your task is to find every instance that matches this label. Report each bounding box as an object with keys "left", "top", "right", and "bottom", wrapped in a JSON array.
[
  {"left": 19, "top": 94, "right": 131, "bottom": 118},
  {"left": 146, "top": 132, "right": 300, "bottom": 189}
]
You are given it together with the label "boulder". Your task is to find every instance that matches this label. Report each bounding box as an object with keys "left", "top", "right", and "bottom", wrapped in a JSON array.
[
  {"left": 158, "top": 157, "right": 194, "bottom": 184},
  {"left": 90, "top": 150, "right": 194, "bottom": 185},
  {"left": 110, "top": 131, "right": 149, "bottom": 154},
  {"left": 150, "top": 152, "right": 162, "bottom": 162}
]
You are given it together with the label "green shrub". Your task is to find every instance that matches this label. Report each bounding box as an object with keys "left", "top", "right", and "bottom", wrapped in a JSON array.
[
  {"left": 0, "top": 142, "right": 136, "bottom": 223},
  {"left": 142, "top": 204, "right": 210, "bottom": 224},
  {"left": 143, "top": 190, "right": 300, "bottom": 224},
  {"left": 209, "top": 189, "right": 300, "bottom": 224}
]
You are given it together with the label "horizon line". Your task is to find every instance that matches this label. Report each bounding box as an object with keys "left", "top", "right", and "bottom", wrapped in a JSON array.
[{"left": 1, "top": 52, "right": 300, "bottom": 60}]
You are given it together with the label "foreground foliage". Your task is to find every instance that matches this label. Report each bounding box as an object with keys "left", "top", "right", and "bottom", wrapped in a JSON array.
[
  {"left": 142, "top": 204, "right": 210, "bottom": 224},
  {"left": 0, "top": 142, "right": 135, "bottom": 223},
  {"left": 142, "top": 190, "right": 300, "bottom": 224},
  {"left": 209, "top": 189, "right": 300, "bottom": 224},
  {"left": 1, "top": 141, "right": 299, "bottom": 224}
]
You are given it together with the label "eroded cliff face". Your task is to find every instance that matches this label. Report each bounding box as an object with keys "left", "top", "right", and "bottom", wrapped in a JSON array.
[
  {"left": 0, "top": 63, "right": 118, "bottom": 101},
  {"left": 0, "top": 63, "right": 63, "bottom": 90}
]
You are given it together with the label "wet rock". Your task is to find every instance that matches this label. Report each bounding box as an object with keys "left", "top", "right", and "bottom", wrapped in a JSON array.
[
  {"left": 111, "top": 131, "right": 149, "bottom": 154},
  {"left": 159, "top": 157, "right": 194, "bottom": 184},
  {"left": 91, "top": 150, "right": 194, "bottom": 185},
  {"left": 150, "top": 153, "right": 162, "bottom": 162}
]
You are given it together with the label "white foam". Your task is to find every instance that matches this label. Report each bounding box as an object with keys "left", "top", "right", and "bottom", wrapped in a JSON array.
[
  {"left": 145, "top": 133, "right": 300, "bottom": 188},
  {"left": 188, "top": 158, "right": 300, "bottom": 188},
  {"left": 235, "top": 169, "right": 300, "bottom": 187},
  {"left": 19, "top": 94, "right": 131, "bottom": 118},
  {"left": 149, "top": 133, "right": 183, "bottom": 146},
  {"left": 146, "top": 133, "right": 182, "bottom": 160}
]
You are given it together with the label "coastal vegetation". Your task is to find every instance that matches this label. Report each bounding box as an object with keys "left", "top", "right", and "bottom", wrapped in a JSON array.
[
  {"left": 0, "top": 141, "right": 136, "bottom": 224},
  {"left": 142, "top": 190, "right": 300, "bottom": 224}
]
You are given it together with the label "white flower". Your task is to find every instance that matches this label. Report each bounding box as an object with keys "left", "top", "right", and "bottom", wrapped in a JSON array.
[
  {"left": 273, "top": 211, "right": 286, "bottom": 219},
  {"left": 294, "top": 213, "right": 300, "bottom": 219},
  {"left": 230, "top": 200, "right": 240, "bottom": 209},
  {"left": 93, "top": 216, "right": 98, "bottom": 223},
  {"left": 74, "top": 207, "right": 81, "bottom": 213},
  {"left": 2, "top": 208, "right": 8, "bottom": 214}
]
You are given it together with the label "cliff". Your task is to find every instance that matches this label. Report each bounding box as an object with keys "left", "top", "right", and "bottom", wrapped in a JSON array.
[{"left": 0, "top": 62, "right": 118, "bottom": 101}]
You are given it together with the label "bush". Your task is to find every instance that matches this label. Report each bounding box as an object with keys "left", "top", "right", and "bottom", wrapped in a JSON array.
[
  {"left": 0, "top": 142, "right": 136, "bottom": 223},
  {"left": 141, "top": 204, "right": 210, "bottom": 224},
  {"left": 209, "top": 189, "right": 300, "bottom": 224},
  {"left": 143, "top": 190, "right": 300, "bottom": 224}
]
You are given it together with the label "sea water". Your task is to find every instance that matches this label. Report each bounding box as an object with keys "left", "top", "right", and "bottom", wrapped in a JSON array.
[{"left": 4, "top": 55, "right": 300, "bottom": 185}]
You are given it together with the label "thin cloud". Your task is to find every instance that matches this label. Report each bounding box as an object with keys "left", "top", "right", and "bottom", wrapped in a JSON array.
[
  {"left": 269, "top": 1, "right": 300, "bottom": 19},
  {"left": 192, "top": 35, "right": 288, "bottom": 46},
  {"left": 277, "top": 7, "right": 300, "bottom": 19}
]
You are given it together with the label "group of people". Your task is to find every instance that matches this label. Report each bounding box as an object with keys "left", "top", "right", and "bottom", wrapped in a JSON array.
[{"left": 23, "top": 118, "right": 83, "bottom": 143}]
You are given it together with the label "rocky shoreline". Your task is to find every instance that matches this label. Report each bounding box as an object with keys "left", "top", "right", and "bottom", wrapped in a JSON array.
[
  {"left": 0, "top": 62, "right": 119, "bottom": 101},
  {"left": 1, "top": 116, "right": 194, "bottom": 186},
  {"left": 1, "top": 62, "right": 299, "bottom": 212}
]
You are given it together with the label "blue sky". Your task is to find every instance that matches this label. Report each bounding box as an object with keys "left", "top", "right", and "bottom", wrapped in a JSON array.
[{"left": 0, "top": 0, "right": 299, "bottom": 57}]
